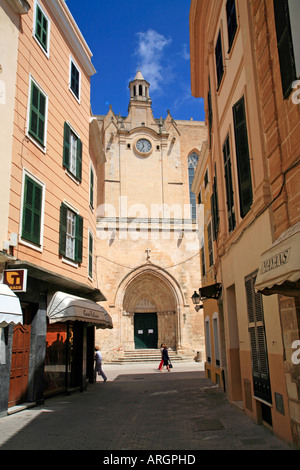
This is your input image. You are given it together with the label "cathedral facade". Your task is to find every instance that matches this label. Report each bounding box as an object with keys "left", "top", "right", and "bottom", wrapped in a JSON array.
[{"left": 95, "top": 72, "right": 207, "bottom": 360}]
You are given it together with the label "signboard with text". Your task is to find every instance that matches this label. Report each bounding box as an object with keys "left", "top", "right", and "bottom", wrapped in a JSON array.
[{"left": 3, "top": 269, "right": 28, "bottom": 292}]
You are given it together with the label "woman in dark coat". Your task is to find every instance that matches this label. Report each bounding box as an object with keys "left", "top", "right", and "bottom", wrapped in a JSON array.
[{"left": 162, "top": 345, "right": 171, "bottom": 372}]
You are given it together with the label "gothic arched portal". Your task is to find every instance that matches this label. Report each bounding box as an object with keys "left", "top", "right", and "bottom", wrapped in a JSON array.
[{"left": 116, "top": 265, "right": 184, "bottom": 351}]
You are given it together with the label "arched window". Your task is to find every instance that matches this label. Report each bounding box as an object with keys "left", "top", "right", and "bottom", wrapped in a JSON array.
[
  {"left": 188, "top": 152, "right": 199, "bottom": 220},
  {"left": 139, "top": 85, "right": 143, "bottom": 96}
]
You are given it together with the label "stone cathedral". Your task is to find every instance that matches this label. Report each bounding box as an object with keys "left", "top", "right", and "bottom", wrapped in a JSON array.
[{"left": 94, "top": 72, "right": 207, "bottom": 361}]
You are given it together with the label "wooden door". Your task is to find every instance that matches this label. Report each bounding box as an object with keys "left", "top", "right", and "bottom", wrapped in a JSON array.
[
  {"left": 8, "top": 309, "right": 31, "bottom": 407},
  {"left": 134, "top": 313, "right": 158, "bottom": 349}
]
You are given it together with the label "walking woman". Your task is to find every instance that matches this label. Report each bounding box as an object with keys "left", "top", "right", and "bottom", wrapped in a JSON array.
[
  {"left": 158, "top": 343, "right": 164, "bottom": 371},
  {"left": 162, "top": 345, "right": 171, "bottom": 372}
]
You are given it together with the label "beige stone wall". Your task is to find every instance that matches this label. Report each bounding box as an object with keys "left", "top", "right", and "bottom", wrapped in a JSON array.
[{"left": 95, "top": 79, "right": 207, "bottom": 358}]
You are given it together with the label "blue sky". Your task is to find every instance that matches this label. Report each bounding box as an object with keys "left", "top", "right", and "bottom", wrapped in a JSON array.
[{"left": 67, "top": 0, "right": 205, "bottom": 121}]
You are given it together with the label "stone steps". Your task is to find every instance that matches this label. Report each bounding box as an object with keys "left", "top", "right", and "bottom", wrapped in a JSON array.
[{"left": 107, "top": 349, "right": 193, "bottom": 364}]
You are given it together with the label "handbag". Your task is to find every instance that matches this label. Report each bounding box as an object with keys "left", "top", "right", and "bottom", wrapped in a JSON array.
[{"left": 168, "top": 361, "right": 173, "bottom": 369}]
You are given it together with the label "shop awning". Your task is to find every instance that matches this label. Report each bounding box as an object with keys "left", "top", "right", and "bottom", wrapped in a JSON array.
[
  {"left": 0, "top": 284, "right": 23, "bottom": 327},
  {"left": 47, "top": 291, "right": 113, "bottom": 329},
  {"left": 255, "top": 223, "right": 300, "bottom": 296}
]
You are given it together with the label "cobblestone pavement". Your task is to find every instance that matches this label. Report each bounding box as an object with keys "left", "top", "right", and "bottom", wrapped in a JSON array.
[{"left": 0, "top": 362, "right": 293, "bottom": 455}]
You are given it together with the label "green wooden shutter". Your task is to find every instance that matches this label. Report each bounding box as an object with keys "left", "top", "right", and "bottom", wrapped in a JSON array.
[
  {"left": 245, "top": 271, "right": 272, "bottom": 404},
  {"left": 215, "top": 31, "right": 224, "bottom": 88},
  {"left": 207, "top": 77, "right": 213, "bottom": 149},
  {"left": 22, "top": 176, "right": 42, "bottom": 245},
  {"left": 90, "top": 167, "right": 94, "bottom": 208},
  {"left": 29, "top": 81, "right": 46, "bottom": 146},
  {"left": 35, "top": 4, "right": 48, "bottom": 52},
  {"left": 88, "top": 231, "right": 93, "bottom": 278},
  {"left": 59, "top": 203, "right": 68, "bottom": 256},
  {"left": 211, "top": 166, "right": 219, "bottom": 240},
  {"left": 273, "top": 0, "right": 296, "bottom": 99},
  {"left": 75, "top": 214, "right": 83, "bottom": 263},
  {"left": 233, "top": 96, "right": 253, "bottom": 219},
  {"left": 223, "top": 134, "right": 236, "bottom": 232},
  {"left": 76, "top": 138, "right": 82, "bottom": 182},
  {"left": 226, "top": 0, "right": 238, "bottom": 52},
  {"left": 63, "top": 122, "right": 70, "bottom": 170}
]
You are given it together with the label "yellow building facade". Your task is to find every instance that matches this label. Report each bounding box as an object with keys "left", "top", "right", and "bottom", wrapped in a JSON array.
[{"left": 190, "top": 0, "right": 299, "bottom": 447}]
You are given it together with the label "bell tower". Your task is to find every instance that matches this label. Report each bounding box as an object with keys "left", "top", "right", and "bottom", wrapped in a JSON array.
[{"left": 128, "top": 71, "right": 151, "bottom": 107}]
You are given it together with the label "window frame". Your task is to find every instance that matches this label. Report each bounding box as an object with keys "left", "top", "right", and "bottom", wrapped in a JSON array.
[
  {"left": 19, "top": 169, "right": 45, "bottom": 252},
  {"left": 88, "top": 229, "right": 94, "bottom": 279},
  {"left": 215, "top": 30, "right": 224, "bottom": 90},
  {"left": 33, "top": 0, "right": 51, "bottom": 57},
  {"left": 59, "top": 202, "right": 83, "bottom": 265},
  {"left": 89, "top": 164, "right": 95, "bottom": 210},
  {"left": 226, "top": 0, "right": 238, "bottom": 53},
  {"left": 63, "top": 122, "right": 82, "bottom": 183},
  {"left": 69, "top": 56, "right": 81, "bottom": 103},
  {"left": 223, "top": 133, "right": 236, "bottom": 233},
  {"left": 27, "top": 75, "right": 48, "bottom": 152}
]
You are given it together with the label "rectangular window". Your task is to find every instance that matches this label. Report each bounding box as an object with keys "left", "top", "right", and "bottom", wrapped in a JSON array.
[
  {"left": 215, "top": 31, "right": 224, "bottom": 89},
  {"left": 207, "top": 77, "right": 213, "bottom": 148},
  {"left": 211, "top": 165, "right": 219, "bottom": 240},
  {"left": 273, "top": 0, "right": 297, "bottom": 98},
  {"left": 245, "top": 271, "right": 271, "bottom": 404},
  {"left": 226, "top": 0, "right": 238, "bottom": 52},
  {"left": 213, "top": 316, "right": 220, "bottom": 367},
  {"left": 34, "top": 1, "right": 50, "bottom": 54},
  {"left": 28, "top": 78, "right": 48, "bottom": 148},
  {"left": 90, "top": 166, "right": 94, "bottom": 209},
  {"left": 63, "top": 122, "right": 82, "bottom": 182},
  {"left": 21, "top": 174, "right": 43, "bottom": 246},
  {"left": 201, "top": 237, "right": 206, "bottom": 277},
  {"left": 88, "top": 231, "right": 93, "bottom": 279},
  {"left": 205, "top": 318, "right": 211, "bottom": 364},
  {"left": 207, "top": 221, "right": 214, "bottom": 267},
  {"left": 233, "top": 96, "right": 253, "bottom": 219},
  {"left": 70, "top": 58, "right": 81, "bottom": 101},
  {"left": 59, "top": 203, "right": 83, "bottom": 263},
  {"left": 223, "top": 134, "right": 236, "bottom": 232}
]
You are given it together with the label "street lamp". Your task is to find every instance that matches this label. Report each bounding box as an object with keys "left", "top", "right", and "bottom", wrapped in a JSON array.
[{"left": 191, "top": 291, "right": 200, "bottom": 305}]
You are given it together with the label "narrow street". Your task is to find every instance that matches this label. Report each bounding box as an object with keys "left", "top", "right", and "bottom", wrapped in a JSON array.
[{"left": 0, "top": 362, "right": 291, "bottom": 454}]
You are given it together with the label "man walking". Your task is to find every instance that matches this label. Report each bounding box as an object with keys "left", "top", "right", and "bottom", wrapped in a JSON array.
[{"left": 94, "top": 346, "right": 107, "bottom": 382}]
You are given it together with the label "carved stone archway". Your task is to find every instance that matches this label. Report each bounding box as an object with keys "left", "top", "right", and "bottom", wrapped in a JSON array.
[{"left": 115, "top": 264, "right": 185, "bottom": 351}]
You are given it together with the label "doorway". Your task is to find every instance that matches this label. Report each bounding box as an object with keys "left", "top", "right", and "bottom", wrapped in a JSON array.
[
  {"left": 8, "top": 307, "right": 32, "bottom": 407},
  {"left": 134, "top": 313, "right": 158, "bottom": 349}
]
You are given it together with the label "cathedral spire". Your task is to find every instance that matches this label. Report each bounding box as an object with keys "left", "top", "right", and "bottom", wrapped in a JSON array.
[{"left": 129, "top": 71, "right": 151, "bottom": 106}]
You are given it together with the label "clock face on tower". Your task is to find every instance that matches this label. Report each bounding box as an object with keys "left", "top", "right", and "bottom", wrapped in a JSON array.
[{"left": 136, "top": 138, "right": 152, "bottom": 154}]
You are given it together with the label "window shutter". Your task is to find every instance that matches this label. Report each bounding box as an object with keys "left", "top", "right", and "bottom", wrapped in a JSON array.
[
  {"left": 76, "top": 138, "right": 82, "bottom": 182},
  {"left": 207, "top": 77, "right": 213, "bottom": 148},
  {"left": 90, "top": 167, "right": 94, "bottom": 208},
  {"left": 233, "top": 96, "right": 253, "bottom": 219},
  {"left": 35, "top": 4, "right": 48, "bottom": 52},
  {"left": 211, "top": 167, "right": 219, "bottom": 240},
  {"left": 215, "top": 31, "right": 224, "bottom": 88},
  {"left": 63, "top": 122, "right": 70, "bottom": 170},
  {"left": 59, "top": 203, "right": 68, "bottom": 256},
  {"left": 75, "top": 214, "right": 83, "bottom": 263},
  {"left": 273, "top": 0, "right": 296, "bottom": 99},
  {"left": 245, "top": 271, "right": 271, "bottom": 403},
  {"left": 223, "top": 135, "right": 236, "bottom": 232},
  {"left": 88, "top": 231, "right": 93, "bottom": 278},
  {"left": 29, "top": 81, "right": 46, "bottom": 146},
  {"left": 22, "top": 176, "right": 42, "bottom": 245},
  {"left": 226, "top": 0, "right": 238, "bottom": 51}
]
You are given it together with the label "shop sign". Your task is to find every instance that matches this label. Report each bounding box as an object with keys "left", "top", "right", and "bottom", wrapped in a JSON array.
[
  {"left": 3, "top": 269, "right": 28, "bottom": 292},
  {"left": 260, "top": 248, "right": 290, "bottom": 274}
]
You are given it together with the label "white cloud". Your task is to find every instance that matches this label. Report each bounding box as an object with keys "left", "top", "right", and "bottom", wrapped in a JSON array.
[{"left": 134, "top": 29, "right": 172, "bottom": 92}]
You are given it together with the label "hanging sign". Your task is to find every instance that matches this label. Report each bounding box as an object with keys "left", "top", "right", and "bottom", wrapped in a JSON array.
[{"left": 3, "top": 269, "right": 28, "bottom": 292}]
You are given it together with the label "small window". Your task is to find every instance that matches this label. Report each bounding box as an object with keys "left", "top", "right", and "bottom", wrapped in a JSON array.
[
  {"left": 188, "top": 152, "right": 199, "bottom": 220},
  {"left": 215, "top": 31, "right": 224, "bottom": 89},
  {"left": 207, "top": 221, "right": 214, "bottom": 267},
  {"left": 34, "top": 1, "right": 50, "bottom": 55},
  {"left": 63, "top": 122, "right": 82, "bottom": 182},
  {"left": 28, "top": 77, "right": 48, "bottom": 148},
  {"left": 59, "top": 203, "right": 83, "bottom": 263},
  {"left": 21, "top": 174, "right": 44, "bottom": 246},
  {"left": 88, "top": 230, "right": 94, "bottom": 279},
  {"left": 90, "top": 165, "right": 94, "bottom": 209},
  {"left": 226, "top": 0, "right": 238, "bottom": 52},
  {"left": 70, "top": 58, "right": 81, "bottom": 101}
]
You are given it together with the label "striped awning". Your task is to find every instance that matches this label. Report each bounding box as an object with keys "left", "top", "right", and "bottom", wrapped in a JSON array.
[{"left": 0, "top": 284, "right": 23, "bottom": 327}]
